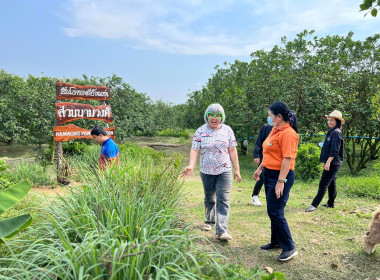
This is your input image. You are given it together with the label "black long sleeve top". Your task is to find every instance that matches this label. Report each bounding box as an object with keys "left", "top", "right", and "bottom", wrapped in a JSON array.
[
  {"left": 319, "top": 127, "right": 344, "bottom": 166},
  {"left": 253, "top": 124, "right": 273, "bottom": 162}
]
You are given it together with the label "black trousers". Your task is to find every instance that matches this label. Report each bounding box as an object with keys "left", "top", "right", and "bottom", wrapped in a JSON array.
[
  {"left": 264, "top": 168, "right": 295, "bottom": 251},
  {"left": 311, "top": 164, "right": 341, "bottom": 207},
  {"left": 251, "top": 172, "right": 264, "bottom": 196}
]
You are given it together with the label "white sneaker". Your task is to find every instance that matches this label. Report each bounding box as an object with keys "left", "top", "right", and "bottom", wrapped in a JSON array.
[
  {"left": 217, "top": 232, "right": 233, "bottom": 241},
  {"left": 251, "top": 195, "right": 262, "bottom": 206},
  {"left": 201, "top": 224, "right": 212, "bottom": 231}
]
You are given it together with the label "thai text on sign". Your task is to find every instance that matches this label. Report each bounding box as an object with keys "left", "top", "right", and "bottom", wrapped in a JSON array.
[
  {"left": 56, "top": 102, "right": 113, "bottom": 124},
  {"left": 56, "top": 82, "right": 111, "bottom": 100},
  {"left": 53, "top": 124, "right": 115, "bottom": 142}
]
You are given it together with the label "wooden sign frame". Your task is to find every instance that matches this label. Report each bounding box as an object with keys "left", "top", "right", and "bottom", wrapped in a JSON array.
[
  {"left": 55, "top": 102, "right": 113, "bottom": 124},
  {"left": 53, "top": 124, "right": 115, "bottom": 142},
  {"left": 56, "top": 82, "right": 111, "bottom": 100},
  {"left": 54, "top": 81, "right": 115, "bottom": 184}
]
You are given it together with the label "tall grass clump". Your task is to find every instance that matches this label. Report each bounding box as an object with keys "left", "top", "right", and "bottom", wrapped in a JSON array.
[
  {"left": 0, "top": 143, "right": 267, "bottom": 279},
  {"left": 339, "top": 175, "right": 380, "bottom": 199},
  {"left": 7, "top": 161, "right": 54, "bottom": 186}
]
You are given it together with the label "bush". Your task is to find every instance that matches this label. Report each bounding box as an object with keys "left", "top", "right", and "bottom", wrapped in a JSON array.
[
  {"left": 62, "top": 141, "right": 89, "bottom": 156},
  {"left": 295, "top": 143, "right": 322, "bottom": 182},
  {"left": 157, "top": 128, "right": 190, "bottom": 139}
]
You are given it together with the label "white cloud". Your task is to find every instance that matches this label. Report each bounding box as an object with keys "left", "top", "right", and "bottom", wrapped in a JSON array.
[{"left": 62, "top": 0, "right": 379, "bottom": 56}]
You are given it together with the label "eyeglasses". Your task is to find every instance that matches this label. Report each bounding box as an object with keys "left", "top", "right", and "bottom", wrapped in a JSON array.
[{"left": 207, "top": 112, "right": 223, "bottom": 120}]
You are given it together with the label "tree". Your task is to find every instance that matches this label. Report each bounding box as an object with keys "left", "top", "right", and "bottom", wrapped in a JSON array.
[
  {"left": 360, "top": 0, "right": 379, "bottom": 17},
  {"left": 185, "top": 31, "right": 380, "bottom": 174},
  {"left": 0, "top": 71, "right": 30, "bottom": 145},
  {"left": 0, "top": 72, "right": 183, "bottom": 145}
]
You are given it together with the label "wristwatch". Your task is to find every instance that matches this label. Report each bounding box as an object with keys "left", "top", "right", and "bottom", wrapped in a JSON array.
[{"left": 277, "top": 178, "right": 287, "bottom": 183}]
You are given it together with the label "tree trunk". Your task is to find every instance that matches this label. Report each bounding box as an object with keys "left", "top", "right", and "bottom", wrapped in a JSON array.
[{"left": 50, "top": 137, "right": 55, "bottom": 164}]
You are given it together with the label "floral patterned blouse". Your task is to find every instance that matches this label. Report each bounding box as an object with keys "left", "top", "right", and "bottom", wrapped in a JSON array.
[{"left": 192, "top": 124, "right": 237, "bottom": 175}]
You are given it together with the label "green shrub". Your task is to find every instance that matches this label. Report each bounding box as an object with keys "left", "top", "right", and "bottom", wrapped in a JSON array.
[
  {"left": 295, "top": 143, "right": 322, "bottom": 181},
  {"left": 157, "top": 128, "right": 190, "bottom": 139},
  {"left": 62, "top": 141, "right": 89, "bottom": 156}
]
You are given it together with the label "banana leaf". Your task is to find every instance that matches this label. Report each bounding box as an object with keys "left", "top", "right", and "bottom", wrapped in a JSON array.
[
  {"left": 0, "top": 214, "right": 33, "bottom": 242},
  {"left": 0, "top": 181, "right": 31, "bottom": 215}
]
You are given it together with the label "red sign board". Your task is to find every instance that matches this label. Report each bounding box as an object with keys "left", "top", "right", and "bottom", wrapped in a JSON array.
[
  {"left": 56, "top": 82, "right": 111, "bottom": 100},
  {"left": 53, "top": 124, "right": 115, "bottom": 142},
  {"left": 56, "top": 102, "right": 113, "bottom": 125}
]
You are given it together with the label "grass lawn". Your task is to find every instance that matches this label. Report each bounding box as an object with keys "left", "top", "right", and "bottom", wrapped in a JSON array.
[
  {"left": 2, "top": 135, "right": 379, "bottom": 279},
  {"left": 129, "top": 132, "right": 380, "bottom": 279},
  {"left": 172, "top": 135, "right": 380, "bottom": 280},
  {"left": 181, "top": 168, "right": 379, "bottom": 279}
]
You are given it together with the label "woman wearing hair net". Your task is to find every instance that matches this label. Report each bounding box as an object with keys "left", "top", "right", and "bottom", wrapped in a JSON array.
[{"left": 181, "top": 103, "right": 241, "bottom": 241}]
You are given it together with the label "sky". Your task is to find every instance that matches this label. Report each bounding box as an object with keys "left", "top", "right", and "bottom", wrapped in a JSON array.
[{"left": 0, "top": 0, "right": 378, "bottom": 104}]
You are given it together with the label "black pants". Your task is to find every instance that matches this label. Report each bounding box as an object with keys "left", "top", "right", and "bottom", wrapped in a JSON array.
[
  {"left": 264, "top": 168, "right": 295, "bottom": 251},
  {"left": 311, "top": 164, "right": 341, "bottom": 207},
  {"left": 251, "top": 172, "right": 264, "bottom": 196}
]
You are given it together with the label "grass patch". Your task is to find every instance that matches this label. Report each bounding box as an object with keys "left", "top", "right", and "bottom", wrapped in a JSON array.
[
  {"left": 0, "top": 143, "right": 271, "bottom": 279},
  {"left": 180, "top": 139, "right": 380, "bottom": 279},
  {"left": 6, "top": 161, "right": 55, "bottom": 187},
  {"left": 1, "top": 134, "right": 379, "bottom": 279},
  {"left": 339, "top": 175, "right": 380, "bottom": 199}
]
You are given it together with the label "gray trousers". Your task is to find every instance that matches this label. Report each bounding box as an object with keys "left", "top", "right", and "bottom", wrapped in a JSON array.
[{"left": 200, "top": 171, "right": 232, "bottom": 235}]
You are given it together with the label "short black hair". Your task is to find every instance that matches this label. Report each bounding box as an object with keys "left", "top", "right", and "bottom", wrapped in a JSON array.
[{"left": 91, "top": 125, "right": 107, "bottom": 136}]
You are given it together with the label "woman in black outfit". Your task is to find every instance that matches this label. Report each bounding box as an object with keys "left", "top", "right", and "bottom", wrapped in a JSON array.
[
  {"left": 251, "top": 116, "right": 274, "bottom": 206},
  {"left": 306, "top": 110, "right": 344, "bottom": 212}
]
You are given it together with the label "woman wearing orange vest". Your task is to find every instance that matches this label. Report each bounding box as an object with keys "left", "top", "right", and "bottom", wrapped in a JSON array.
[{"left": 253, "top": 102, "right": 299, "bottom": 262}]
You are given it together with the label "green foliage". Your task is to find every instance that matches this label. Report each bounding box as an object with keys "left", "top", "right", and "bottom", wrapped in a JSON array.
[
  {"left": 360, "top": 0, "right": 379, "bottom": 17},
  {"left": 295, "top": 143, "right": 323, "bottom": 181},
  {"left": 339, "top": 175, "right": 380, "bottom": 199},
  {"left": 0, "top": 72, "right": 188, "bottom": 145},
  {"left": 0, "top": 144, "right": 271, "bottom": 279},
  {"left": 0, "top": 181, "right": 32, "bottom": 242},
  {"left": 8, "top": 161, "right": 53, "bottom": 187},
  {"left": 185, "top": 31, "right": 380, "bottom": 174},
  {"left": 374, "top": 160, "right": 380, "bottom": 171},
  {"left": 62, "top": 141, "right": 89, "bottom": 156},
  {"left": 157, "top": 128, "right": 190, "bottom": 139},
  {"left": 0, "top": 160, "right": 11, "bottom": 190}
]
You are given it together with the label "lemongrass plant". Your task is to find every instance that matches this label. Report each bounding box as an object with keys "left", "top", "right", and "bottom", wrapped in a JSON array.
[{"left": 0, "top": 144, "right": 251, "bottom": 279}]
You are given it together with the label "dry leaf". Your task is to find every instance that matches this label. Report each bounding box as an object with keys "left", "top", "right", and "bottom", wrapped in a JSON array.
[
  {"left": 265, "top": 266, "right": 273, "bottom": 274},
  {"left": 331, "top": 263, "right": 339, "bottom": 268}
]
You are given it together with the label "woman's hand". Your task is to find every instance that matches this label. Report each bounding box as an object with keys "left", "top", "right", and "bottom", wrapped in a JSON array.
[
  {"left": 253, "top": 168, "right": 262, "bottom": 181},
  {"left": 234, "top": 170, "right": 242, "bottom": 183},
  {"left": 180, "top": 166, "right": 194, "bottom": 178},
  {"left": 254, "top": 158, "right": 260, "bottom": 165},
  {"left": 324, "top": 162, "right": 330, "bottom": 171},
  {"left": 275, "top": 182, "right": 284, "bottom": 199}
]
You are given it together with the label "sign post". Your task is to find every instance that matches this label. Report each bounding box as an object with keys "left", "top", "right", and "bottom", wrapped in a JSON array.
[{"left": 54, "top": 82, "right": 113, "bottom": 185}]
